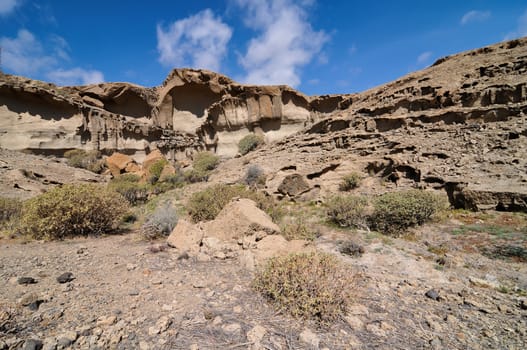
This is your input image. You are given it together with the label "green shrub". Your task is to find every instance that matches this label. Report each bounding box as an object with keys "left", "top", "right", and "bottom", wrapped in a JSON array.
[
  {"left": 187, "top": 184, "right": 282, "bottom": 223},
  {"left": 0, "top": 197, "right": 22, "bottom": 222},
  {"left": 107, "top": 174, "right": 149, "bottom": 205},
  {"left": 193, "top": 151, "right": 219, "bottom": 173},
  {"left": 150, "top": 159, "right": 169, "bottom": 177},
  {"left": 238, "top": 134, "right": 264, "bottom": 155},
  {"left": 253, "top": 252, "right": 353, "bottom": 323},
  {"left": 140, "top": 202, "right": 178, "bottom": 240},
  {"left": 19, "top": 184, "right": 128, "bottom": 240},
  {"left": 64, "top": 149, "right": 104, "bottom": 173},
  {"left": 183, "top": 169, "right": 209, "bottom": 183},
  {"left": 326, "top": 195, "right": 369, "bottom": 229},
  {"left": 339, "top": 173, "right": 361, "bottom": 191},
  {"left": 371, "top": 190, "right": 446, "bottom": 235}
]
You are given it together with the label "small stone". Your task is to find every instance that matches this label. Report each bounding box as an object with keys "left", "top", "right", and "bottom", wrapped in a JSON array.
[
  {"left": 345, "top": 315, "right": 364, "bottom": 330},
  {"left": 233, "top": 306, "right": 242, "bottom": 313},
  {"left": 96, "top": 315, "right": 117, "bottom": 326},
  {"left": 56, "top": 272, "right": 74, "bottom": 284},
  {"left": 189, "top": 344, "right": 199, "bottom": 350},
  {"left": 222, "top": 323, "right": 241, "bottom": 335},
  {"left": 57, "top": 331, "right": 77, "bottom": 347},
  {"left": 148, "top": 316, "right": 171, "bottom": 335},
  {"left": 139, "top": 341, "right": 149, "bottom": 350},
  {"left": 23, "top": 339, "right": 43, "bottom": 350},
  {"left": 192, "top": 280, "right": 206, "bottom": 288},
  {"left": 429, "top": 337, "right": 442, "bottom": 349},
  {"left": 246, "top": 325, "right": 266, "bottom": 344},
  {"left": 126, "top": 263, "right": 137, "bottom": 271},
  {"left": 18, "top": 277, "right": 37, "bottom": 285},
  {"left": 299, "top": 328, "right": 319, "bottom": 348},
  {"left": 212, "top": 316, "right": 223, "bottom": 326},
  {"left": 425, "top": 289, "right": 440, "bottom": 301},
  {"left": 41, "top": 337, "right": 57, "bottom": 350},
  {"left": 519, "top": 299, "right": 527, "bottom": 310}
]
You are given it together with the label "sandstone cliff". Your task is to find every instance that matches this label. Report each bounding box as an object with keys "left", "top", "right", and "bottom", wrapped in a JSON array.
[
  {"left": 212, "top": 37, "right": 527, "bottom": 212},
  {"left": 0, "top": 69, "right": 348, "bottom": 161}
]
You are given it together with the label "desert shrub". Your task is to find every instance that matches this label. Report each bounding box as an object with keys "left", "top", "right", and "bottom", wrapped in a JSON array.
[
  {"left": 19, "top": 184, "right": 128, "bottom": 240},
  {"left": 280, "top": 216, "right": 318, "bottom": 241},
  {"left": 371, "top": 190, "right": 446, "bottom": 235},
  {"left": 0, "top": 197, "right": 22, "bottom": 222},
  {"left": 108, "top": 174, "right": 149, "bottom": 205},
  {"left": 244, "top": 164, "right": 265, "bottom": 186},
  {"left": 339, "top": 173, "right": 361, "bottom": 191},
  {"left": 150, "top": 159, "right": 169, "bottom": 178},
  {"left": 162, "top": 173, "right": 186, "bottom": 187},
  {"left": 187, "top": 184, "right": 282, "bottom": 223},
  {"left": 338, "top": 240, "right": 365, "bottom": 257},
  {"left": 64, "top": 149, "right": 104, "bottom": 173},
  {"left": 326, "top": 195, "right": 369, "bottom": 229},
  {"left": 253, "top": 252, "right": 353, "bottom": 323},
  {"left": 193, "top": 151, "right": 219, "bottom": 173},
  {"left": 140, "top": 202, "right": 178, "bottom": 240},
  {"left": 238, "top": 134, "right": 264, "bottom": 155},
  {"left": 184, "top": 169, "right": 209, "bottom": 183}
]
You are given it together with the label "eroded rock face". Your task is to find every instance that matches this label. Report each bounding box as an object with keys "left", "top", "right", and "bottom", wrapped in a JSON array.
[
  {"left": 211, "top": 37, "right": 527, "bottom": 212},
  {"left": 0, "top": 69, "right": 345, "bottom": 161}
]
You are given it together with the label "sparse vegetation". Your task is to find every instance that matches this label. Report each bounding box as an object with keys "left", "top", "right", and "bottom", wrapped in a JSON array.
[
  {"left": 140, "top": 201, "right": 178, "bottom": 240},
  {"left": 253, "top": 252, "right": 353, "bottom": 323},
  {"left": 238, "top": 134, "right": 264, "bottom": 155},
  {"left": 187, "top": 184, "right": 282, "bottom": 223},
  {"left": 326, "top": 195, "right": 369, "bottom": 229},
  {"left": 339, "top": 172, "right": 361, "bottom": 191},
  {"left": 0, "top": 197, "right": 22, "bottom": 222},
  {"left": 19, "top": 184, "right": 128, "bottom": 240},
  {"left": 184, "top": 151, "right": 219, "bottom": 183},
  {"left": 338, "top": 240, "right": 365, "bottom": 257},
  {"left": 280, "top": 216, "right": 319, "bottom": 241},
  {"left": 371, "top": 190, "right": 447, "bottom": 235},
  {"left": 244, "top": 164, "right": 265, "bottom": 187},
  {"left": 64, "top": 149, "right": 105, "bottom": 173},
  {"left": 148, "top": 159, "right": 169, "bottom": 184},
  {"left": 107, "top": 174, "right": 149, "bottom": 205}
]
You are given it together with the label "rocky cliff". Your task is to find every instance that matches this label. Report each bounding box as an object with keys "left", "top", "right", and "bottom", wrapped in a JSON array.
[
  {"left": 0, "top": 69, "right": 348, "bottom": 161},
  {"left": 212, "top": 37, "right": 527, "bottom": 212}
]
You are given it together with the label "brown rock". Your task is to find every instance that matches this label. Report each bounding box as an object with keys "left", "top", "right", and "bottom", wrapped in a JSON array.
[
  {"left": 106, "top": 152, "right": 134, "bottom": 177},
  {"left": 202, "top": 198, "right": 280, "bottom": 241},
  {"left": 277, "top": 174, "right": 311, "bottom": 197},
  {"left": 166, "top": 220, "right": 204, "bottom": 254},
  {"left": 159, "top": 164, "right": 177, "bottom": 182}
]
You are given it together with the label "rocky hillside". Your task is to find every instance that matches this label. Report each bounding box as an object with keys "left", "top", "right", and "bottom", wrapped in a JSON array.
[
  {"left": 213, "top": 37, "right": 527, "bottom": 212},
  {"left": 0, "top": 69, "right": 348, "bottom": 161}
]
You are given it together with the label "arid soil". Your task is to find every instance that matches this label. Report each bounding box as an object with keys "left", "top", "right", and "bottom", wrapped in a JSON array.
[{"left": 1, "top": 210, "right": 526, "bottom": 349}]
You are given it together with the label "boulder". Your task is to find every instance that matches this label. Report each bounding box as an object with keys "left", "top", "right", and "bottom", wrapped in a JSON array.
[
  {"left": 277, "top": 174, "right": 311, "bottom": 197},
  {"left": 202, "top": 198, "right": 280, "bottom": 241},
  {"left": 167, "top": 220, "right": 204, "bottom": 254},
  {"left": 106, "top": 152, "right": 134, "bottom": 177},
  {"left": 159, "top": 164, "right": 177, "bottom": 182}
]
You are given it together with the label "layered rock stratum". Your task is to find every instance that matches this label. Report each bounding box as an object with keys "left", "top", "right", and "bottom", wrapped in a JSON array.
[{"left": 1, "top": 37, "right": 526, "bottom": 210}]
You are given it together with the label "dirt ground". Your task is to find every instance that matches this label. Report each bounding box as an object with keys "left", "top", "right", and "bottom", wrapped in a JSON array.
[{"left": 1, "top": 210, "right": 526, "bottom": 350}]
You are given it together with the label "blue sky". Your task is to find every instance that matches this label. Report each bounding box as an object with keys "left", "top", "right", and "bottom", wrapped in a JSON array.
[{"left": 1, "top": 0, "right": 526, "bottom": 95}]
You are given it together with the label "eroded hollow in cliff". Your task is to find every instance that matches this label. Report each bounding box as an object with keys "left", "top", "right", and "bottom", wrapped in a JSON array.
[
  {"left": 101, "top": 89, "right": 152, "bottom": 118},
  {"left": 169, "top": 83, "right": 222, "bottom": 118}
]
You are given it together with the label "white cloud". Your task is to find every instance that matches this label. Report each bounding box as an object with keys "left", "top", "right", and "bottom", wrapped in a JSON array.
[
  {"left": 1, "top": 29, "right": 104, "bottom": 86},
  {"left": 156, "top": 9, "right": 232, "bottom": 72},
  {"left": 417, "top": 51, "right": 433, "bottom": 65},
  {"left": 461, "top": 10, "right": 491, "bottom": 25},
  {"left": 504, "top": 9, "right": 527, "bottom": 40},
  {"left": 47, "top": 68, "right": 104, "bottom": 86},
  {"left": 235, "top": 0, "right": 328, "bottom": 87},
  {"left": 0, "top": 29, "right": 57, "bottom": 75},
  {"left": 0, "top": 0, "right": 19, "bottom": 15}
]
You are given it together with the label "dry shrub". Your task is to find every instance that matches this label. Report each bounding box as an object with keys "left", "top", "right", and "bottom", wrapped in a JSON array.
[
  {"left": 339, "top": 173, "right": 361, "bottom": 191},
  {"left": 326, "top": 195, "right": 369, "bottom": 229},
  {"left": 64, "top": 149, "right": 105, "bottom": 173},
  {"left": 141, "top": 202, "right": 178, "bottom": 240},
  {"left": 0, "top": 197, "right": 22, "bottom": 222},
  {"left": 280, "top": 216, "right": 318, "bottom": 241},
  {"left": 253, "top": 252, "right": 353, "bottom": 323},
  {"left": 244, "top": 164, "right": 265, "bottom": 187},
  {"left": 187, "top": 184, "right": 282, "bottom": 223},
  {"left": 19, "top": 184, "right": 128, "bottom": 240},
  {"left": 371, "top": 190, "right": 447, "bottom": 235}
]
